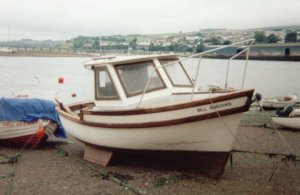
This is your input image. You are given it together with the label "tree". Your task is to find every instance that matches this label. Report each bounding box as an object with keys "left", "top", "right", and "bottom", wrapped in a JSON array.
[
  {"left": 223, "top": 40, "right": 232, "bottom": 45},
  {"left": 186, "top": 47, "right": 193, "bottom": 53},
  {"left": 211, "top": 37, "right": 221, "bottom": 45},
  {"left": 266, "top": 34, "right": 278, "bottom": 43},
  {"left": 93, "top": 37, "right": 100, "bottom": 49},
  {"left": 285, "top": 32, "right": 297, "bottom": 43},
  {"left": 254, "top": 31, "right": 267, "bottom": 43},
  {"left": 129, "top": 38, "right": 137, "bottom": 50},
  {"left": 195, "top": 42, "right": 204, "bottom": 53}
]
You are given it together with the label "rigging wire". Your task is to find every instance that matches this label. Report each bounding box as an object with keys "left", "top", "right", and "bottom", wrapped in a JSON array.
[{"left": 208, "top": 91, "right": 298, "bottom": 160}]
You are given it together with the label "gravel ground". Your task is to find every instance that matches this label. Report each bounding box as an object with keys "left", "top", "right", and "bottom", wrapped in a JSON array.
[{"left": 0, "top": 126, "right": 299, "bottom": 195}]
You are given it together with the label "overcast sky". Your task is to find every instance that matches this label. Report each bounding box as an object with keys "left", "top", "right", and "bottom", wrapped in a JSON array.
[{"left": 0, "top": 0, "right": 299, "bottom": 41}]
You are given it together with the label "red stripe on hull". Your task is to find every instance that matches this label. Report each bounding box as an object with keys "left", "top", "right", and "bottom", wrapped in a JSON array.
[{"left": 0, "top": 134, "right": 48, "bottom": 149}]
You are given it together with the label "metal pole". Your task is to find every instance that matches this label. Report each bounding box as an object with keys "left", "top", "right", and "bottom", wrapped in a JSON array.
[
  {"left": 241, "top": 48, "right": 250, "bottom": 89},
  {"left": 224, "top": 60, "right": 231, "bottom": 89},
  {"left": 191, "top": 56, "right": 202, "bottom": 101},
  {"left": 99, "top": 34, "right": 101, "bottom": 55}
]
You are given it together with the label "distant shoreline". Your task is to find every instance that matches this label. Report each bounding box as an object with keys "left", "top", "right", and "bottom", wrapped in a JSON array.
[
  {"left": 202, "top": 54, "right": 300, "bottom": 61},
  {"left": 1, "top": 50, "right": 300, "bottom": 61},
  {"left": 0, "top": 50, "right": 96, "bottom": 57}
]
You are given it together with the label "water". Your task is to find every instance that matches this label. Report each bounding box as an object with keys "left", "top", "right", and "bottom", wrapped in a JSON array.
[
  {"left": 184, "top": 58, "right": 300, "bottom": 99},
  {"left": 0, "top": 56, "right": 299, "bottom": 104},
  {"left": 0, "top": 57, "right": 93, "bottom": 103}
]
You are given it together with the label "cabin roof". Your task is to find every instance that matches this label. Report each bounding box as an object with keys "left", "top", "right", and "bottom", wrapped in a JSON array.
[{"left": 84, "top": 54, "right": 178, "bottom": 69}]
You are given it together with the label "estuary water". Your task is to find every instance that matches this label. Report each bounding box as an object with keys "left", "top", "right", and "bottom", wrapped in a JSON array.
[{"left": 0, "top": 56, "right": 299, "bottom": 104}]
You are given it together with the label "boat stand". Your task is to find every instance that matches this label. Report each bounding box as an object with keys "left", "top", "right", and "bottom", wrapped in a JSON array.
[{"left": 83, "top": 144, "right": 113, "bottom": 166}]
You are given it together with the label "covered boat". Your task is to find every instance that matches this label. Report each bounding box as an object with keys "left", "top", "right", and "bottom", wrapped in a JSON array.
[
  {"left": 0, "top": 98, "right": 66, "bottom": 148},
  {"left": 57, "top": 39, "right": 255, "bottom": 177}
]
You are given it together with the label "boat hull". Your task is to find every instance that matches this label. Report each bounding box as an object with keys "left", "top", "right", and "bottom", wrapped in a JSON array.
[
  {"left": 272, "top": 117, "right": 300, "bottom": 130},
  {"left": 60, "top": 113, "right": 242, "bottom": 152},
  {"left": 0, "top": 120, "right": 57, "bottom": 148},
  {"left": 260, "top": 95, "right": 297, "bottom": 109},
  {"left": 92, "top": 144, "right": 230, "bottom": 178},
  {"left": 58, "top": 90, "right": 254, "bottom": 152}
]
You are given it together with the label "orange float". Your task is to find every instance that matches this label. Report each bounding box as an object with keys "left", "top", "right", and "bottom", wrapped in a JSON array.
[{"left": 36, "top": 127, "right": 45, "bottom": 138}]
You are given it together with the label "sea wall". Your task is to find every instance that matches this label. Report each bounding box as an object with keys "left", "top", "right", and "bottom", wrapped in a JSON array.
[{"left": 204, "top": 43, "right": 300, "bottom": 61}]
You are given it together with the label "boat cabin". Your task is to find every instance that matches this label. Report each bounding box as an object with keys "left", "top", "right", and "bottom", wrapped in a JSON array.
[{"left": 84, "top": 54, "right": 199, "bottom": 108}]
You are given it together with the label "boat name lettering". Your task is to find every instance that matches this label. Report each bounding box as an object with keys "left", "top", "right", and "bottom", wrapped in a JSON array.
[
  {"left": 197, "top": 107, "right": 207, "bottom": 112},
  {"left": 1, "top": 121, "right": 34, "bottom": 127},
  {"left": 210, "top": 102, "right": 232, "bottom": 110}
]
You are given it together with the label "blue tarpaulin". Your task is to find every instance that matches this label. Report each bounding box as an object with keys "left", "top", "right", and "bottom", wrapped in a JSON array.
[{"left": 0, "top": 98, "right": 66, "bottom": 138}]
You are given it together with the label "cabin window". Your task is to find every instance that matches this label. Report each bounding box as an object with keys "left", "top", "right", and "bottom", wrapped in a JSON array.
[
  {"left": 159, "top": 59, "right": 192, "bottom": 87},
  {"left": 115, "top": 61, "right": 166, "bottom": 97},
  {"left": 95, "top": 67, "right": 119, "bottom": 100}
]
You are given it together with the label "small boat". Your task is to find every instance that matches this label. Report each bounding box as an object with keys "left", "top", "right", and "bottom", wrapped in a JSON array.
[
  {"left": 272, "top": 105, "right": 300, "bottom": 130},
  {"left": 290, "top": 108, "right": 300, "bottom": 117},
  {"left": 259, "top": 95, "right": 297, "bottom": 109},
  {"left": 0, "top": 98, "right": 66, "bottom": 148},
  {"left": 272, "top": 117, "right": 300, "bottom": 130},
  {"left": 57, "top": 40, "right": 255, "bottom": 177}
]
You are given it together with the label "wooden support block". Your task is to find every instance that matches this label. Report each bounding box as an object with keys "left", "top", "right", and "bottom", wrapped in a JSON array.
[{"left": 83, "top": 144, "right": 113, "bottom": 166}]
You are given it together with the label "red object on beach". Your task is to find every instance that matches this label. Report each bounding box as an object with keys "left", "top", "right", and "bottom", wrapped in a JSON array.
[
  {"left": 58, "top": 77, "right": 64, "bottom": 84},
  {"left": 36, "top": 127, "right": 45, "bottom": 138}
]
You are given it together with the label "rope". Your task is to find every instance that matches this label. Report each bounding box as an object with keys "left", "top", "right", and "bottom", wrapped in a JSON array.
[
  {"left": 208, "top": 92, "right": 297, "bottom": 159},
  {"left": 0, "top": 62, "right": 45, "bottom": 194},
  {"left": 4, "top": 130, "right": 38, "bottom": 195},
  {"left": 208, "top": 91, "right": 299, "bottom": 181},
  {"left": 208, "top": 91, "right": 246, "bottom": 149},
  {"left": 255, "top": 99, "right": 295, "bottom": 154},
  {"left": 232, "top": 149, "right": 299, "bottom": 162}
]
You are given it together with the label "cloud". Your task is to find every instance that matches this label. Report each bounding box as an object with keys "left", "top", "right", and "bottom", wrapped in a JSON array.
[{"left": 0, "top": 0, "right": 299, "bottom": 40}]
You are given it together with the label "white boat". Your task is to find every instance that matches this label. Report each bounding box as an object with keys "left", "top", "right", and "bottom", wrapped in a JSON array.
[
  {"left": 57, "top": 39, "right": 255, "bottom": 177},
  {"left": 290, "top": 108, "right": 300, "bottom": 117},
  {"left": 0, "top": 119, "right": 57, "bottom": 148},
  {"left": 272, "top": 116, "right": 300, "bottom": 130},
  {"left": 0, "top": 47, "right": 17, "bottom": 54},
  {"left": 0, "top": 98, "right": 66, "bottom": 148},
  {"left": 259, "top": 95, "right": 297, "bottom": 109},
  {"left": 272, "top": 107, "right": 300, "bottom": 130}
]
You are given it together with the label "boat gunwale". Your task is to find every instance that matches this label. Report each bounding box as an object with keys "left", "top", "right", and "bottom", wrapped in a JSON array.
[
  {"left": 58, "top": 106, "right": 249, "bottom": 128},
  {"left": 57, "top": 89, "right": 254, "bottom": 128},
  {"left": 81, "top": 89, "right": 254, "bottom": 116}
]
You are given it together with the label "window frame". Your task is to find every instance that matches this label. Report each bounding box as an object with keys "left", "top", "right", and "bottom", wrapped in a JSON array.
[
  {"left": 114, "top": 60, "right": 167, "bottom": 97},
  {"left": 94, "top": 66, "right": 120, "bottom": 100},
  {"left": 160, "top": 59, "right": 193, "bottom": 87}
]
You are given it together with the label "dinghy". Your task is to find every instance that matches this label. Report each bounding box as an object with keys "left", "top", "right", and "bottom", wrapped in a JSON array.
[
  {"left": 272, "top": 105, "right": 300, "bottom": 130},
  {"left": 260, "top": 95, "right": 297, "bottom": 109},
  {"left": 0, "top": 98, "right": 66, "bottom": 148}
]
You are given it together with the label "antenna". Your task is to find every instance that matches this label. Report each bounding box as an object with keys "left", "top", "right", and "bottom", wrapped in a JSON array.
[
  {"left": 99, "top": 34, "right": 101, "bottom": 55},
  {"left": 7, "top": 25, "right": 10, "bottom": 49}
]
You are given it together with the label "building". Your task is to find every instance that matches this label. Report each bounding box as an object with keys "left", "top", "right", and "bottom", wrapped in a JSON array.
[{"left": 204, "top": 43, "right": 300, "bottom": 60}]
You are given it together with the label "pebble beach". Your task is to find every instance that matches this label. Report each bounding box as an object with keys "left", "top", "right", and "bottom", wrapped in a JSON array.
[{"left": 0, "top": 123, "right": 299, "bottom": 195}]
